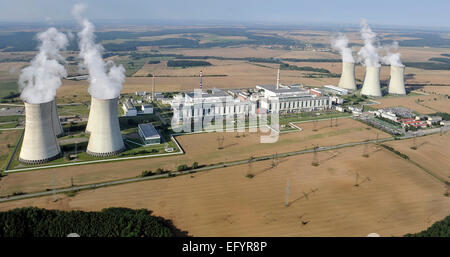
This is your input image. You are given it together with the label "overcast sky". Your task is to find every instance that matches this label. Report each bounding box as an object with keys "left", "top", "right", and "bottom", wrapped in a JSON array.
[{"left": 0, "top": 0, "right": 449, "bottom": 28}]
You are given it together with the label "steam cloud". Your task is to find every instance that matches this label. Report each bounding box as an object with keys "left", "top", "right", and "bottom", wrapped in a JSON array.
[
  {"left": 331, "top": 33, "right": 354, "bottom": 63},
  {"left": 72, "top": 3, "right": 125, "bottom": 99},
  {"left": 382, "top": 41, "right": 404, "bottom": 67},
  {"left": 357, "top": 19, "right": 380, "bottom": 67},
  {"left": 18, "top": 28, "right": 68, "bottom": 104}
]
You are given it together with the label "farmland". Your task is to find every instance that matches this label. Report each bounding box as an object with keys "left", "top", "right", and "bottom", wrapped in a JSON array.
[{"left": 1, "top": 143, "right": 448, "bottom": 236}]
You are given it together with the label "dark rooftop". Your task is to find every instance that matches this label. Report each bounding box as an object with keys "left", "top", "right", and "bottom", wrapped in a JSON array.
[{"left": 138, "top": 123, "right": 160, "bottom": 138}]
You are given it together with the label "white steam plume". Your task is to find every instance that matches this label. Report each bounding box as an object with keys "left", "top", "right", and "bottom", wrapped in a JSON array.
[
  {"left": 382, "top": 41, "right": 404, "bottom": 67},
  {"left": 72, "top": 3, "right": 125, "bottom": 99},
  {"left": 18, "top": 27, "right": 68, "bottom": 104},
  {"left": 357, "top": 19, "right": 380, "bottom": 67},
  {"left": 331, "top": 33, "right": 354, "bottom": 63}
]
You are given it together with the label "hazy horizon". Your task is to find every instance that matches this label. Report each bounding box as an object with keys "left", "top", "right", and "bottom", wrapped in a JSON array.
[{"left": 0, "top": 0, "right": 449, "bottom": 30}]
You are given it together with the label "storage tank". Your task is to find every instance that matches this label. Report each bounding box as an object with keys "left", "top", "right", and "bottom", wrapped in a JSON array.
[
  {"left": 361, "top": 66, "right": 382, "bottom": 97},
  {"left": 388, "top": 65, "right": 406, "bottom": 95},
  {"left": 19, "top": 100, "right": 62, "bottom": 164},
  {"left": 51, "top": 99, "right": 64, "bottom": 137},
  {"left": 338, "top": 62, "right": 357, "bottom": 90},
  {"left": 86, "top": 97, "right": 125, "bottom": 156}
]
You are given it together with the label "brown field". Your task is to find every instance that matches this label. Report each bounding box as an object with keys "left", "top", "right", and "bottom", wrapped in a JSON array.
[
  {"left": 373, "top": 94, "right": 450, "bottom": 114},
  {"left": 0, "top": 118, "right": 389, "bottom": 196},
  {"left": 1, "top": 144, "right": 448, "bottom": 236},
  {"left": 163, "top": 46, "right": 288, "bottom": 58},
  {"left": 384, "top": 132, "right": 450, "bottom": 181},
  {"left": 418, "top": 85, "right": 450, "bottom": 95}
]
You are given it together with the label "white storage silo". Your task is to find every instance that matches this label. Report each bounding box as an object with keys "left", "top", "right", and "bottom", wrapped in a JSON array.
[
  {"left": 19, "top": 100, "right": 62, "bottom": 164},
  {"left": 86, "top": 97, "right": 125, "bottom": 156}
]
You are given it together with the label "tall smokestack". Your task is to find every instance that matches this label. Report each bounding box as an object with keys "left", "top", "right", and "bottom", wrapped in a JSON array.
[
  {"left": 388, "top": 65, "right": 406, "bottom": 95},
  {"left": 276, "top": 68, "right": 280, "bottom": 89},
  {"left": 338, "top": 62, "right": 357, "bottom": 90},
  {"left": 361, "top": 66, "right": 382, "bottom": 97},
  {"left": 199, "top": 70, "right": 203, "bottom": 90},
  {"left": 86, "top": 97, "right": 125, "bottom": 156},
  {"left": 51, "top": 99, "right": 63, "bottom": 137},
  {"left": 152, "top": 74, "right": 155, "bottom": 101},
  {"left": 19, "top": 100, "right": 62, "bottom": 164}
]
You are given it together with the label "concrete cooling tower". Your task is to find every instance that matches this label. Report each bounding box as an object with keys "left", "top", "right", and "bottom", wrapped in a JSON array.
[
  {"left": 85, "top": 97, "right": 97, "bottom": 133},
  {"left": 338, "top": 62, "right": 357, "bottom": 90},
  {"left": 388, "top": 65, "right": 406, "bottom": 95},
  {"left": 361, "top": 66, "right": 382, "bottom": 97},
  {"left": 51, "top": 99, "right": 64, "bottom": 137},
  {"left": 19, "top": 100, "right": 62, "bottom": 164},
  {"left": 86, "top": 97, "right": 125, "bottom": 157}
]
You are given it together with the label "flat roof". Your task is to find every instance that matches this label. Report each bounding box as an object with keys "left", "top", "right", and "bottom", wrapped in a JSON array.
[{"left": 138, "top": 123, "right": 160, "bottom": 138}]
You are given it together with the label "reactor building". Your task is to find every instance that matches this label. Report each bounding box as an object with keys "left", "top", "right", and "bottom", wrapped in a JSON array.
[
  {"left": 19, "top": 100, "right": 62, "bottom": 164},
  {"left": 361, "top": 66, "right": 382, "bottom": 97},
  {"left": 338, "top": 62, "right": 357, "bottom": 90},
  {"left": 388, "top": 65, "right": 406, "bottom": 95},
  {"left": 86, "top": 97, "right": 125, "bottom": 157}
]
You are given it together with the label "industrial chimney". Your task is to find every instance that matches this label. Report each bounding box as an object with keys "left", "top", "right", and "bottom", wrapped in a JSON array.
[
  {"left": 361, "top": 66, "right": 382, "bottom": 97},
  {"left": 19, "top": 100, "right": 62, "bottom": 164},
  {"left": 388, "top": 65, "right": 406, "bottom": 95},
  {"left": 338, "top": 62, "right": 357, "bottom": 90},
  {"left": 51, "top": 99, "right": 64, "bottom": 137},
  {"left": 86, "top": 97, "right": 125, "bottom": 156}
]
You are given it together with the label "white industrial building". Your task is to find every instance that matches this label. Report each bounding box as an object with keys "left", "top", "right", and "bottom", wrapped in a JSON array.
[
  {"left": 86, "top": 97, "right": 125, "bottom": 157},
  {"left": 171, "top": 88, "right": 256, "bottom": 123},
  {"left": 323, "top": 85, "right": 349, "bottom": 95},
  {"left": 122, "top": 99, "right": 137, "bottom": 117},
  {"left": 140, "top": 104, "right": 154, "bottom": 114},
  {"left": 19, "top": 100, "right": 62, "bottom": 164},
  {"left": 257, "top": 84, "right": 332, "bottom": 114}
]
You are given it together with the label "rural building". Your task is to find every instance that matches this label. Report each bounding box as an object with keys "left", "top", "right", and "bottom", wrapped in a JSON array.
[
  {"left": 138, "top": 123, "right": 161, "bottom": 145},
  {"left": 122, "top": 99, "right": 137, "bottom": 116}
]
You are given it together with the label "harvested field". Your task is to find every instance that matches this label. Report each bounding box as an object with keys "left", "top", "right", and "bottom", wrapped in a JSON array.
[
  {"left": 0, "top": 130, "right": 21, "bottom": 168},
  {"left": 373, "top": 94, "right": 450, "bottom": 114},
  {"left": 1, "top": 144, "right": 448, "bottom": 236},
  {"left": 384, "top": 132, "right": 450, "bottom": 181},
  {"left": 0, "top": 118, "right": 389, "bottom": 196}
]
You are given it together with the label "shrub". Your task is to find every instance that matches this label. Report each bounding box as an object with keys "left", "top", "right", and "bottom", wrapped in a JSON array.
[
  {"left": 177, "top": 164, "right": 189, "bottom": 172},
  {"left": 192, "top": 162, "right": 199, "bottom": 169}
]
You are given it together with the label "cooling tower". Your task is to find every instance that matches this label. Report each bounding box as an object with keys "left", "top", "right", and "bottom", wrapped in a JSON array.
[
  {"left": 388, "top": 65, "right": 406, "bottom": 95},
  {"left": 361, "top": 66, "right": 382, "bottom": 97},
  {"left": 51, "top": 99, "right": 64, "bottom": 137},
  {"left": 19, "top": 100, "right": 62, "bottom": 164},
  {"left": 85, "top": 97, "right": 96, "bottom": 133},
  {"left": 86, "top": 97, "right": 125, "bottom": 156},
  {"left": 338, "top": 62, "right": 357, "bottom": 90}
]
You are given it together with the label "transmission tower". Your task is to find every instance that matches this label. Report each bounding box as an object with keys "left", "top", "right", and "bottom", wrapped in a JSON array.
[
  {"left": 217, "top": 134, "right": 224, "bottom": 149},
  {"left": 52, "top": 170, "right": 57, "bottom": 202},
  {"left": 354, "top": 172, "right": 360, "bottom": 187},
  {"left": 312, "top": 145, "right": 319, "bottom": 166},
  {"left": 285, "top": 179, "right": 290, "bottom": 207},
  {"left": 362, "top": 140, "right": 369, "bottom": 158},
  {"left": 313, "top": 120, "right": 318, "bottom": 131}
]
